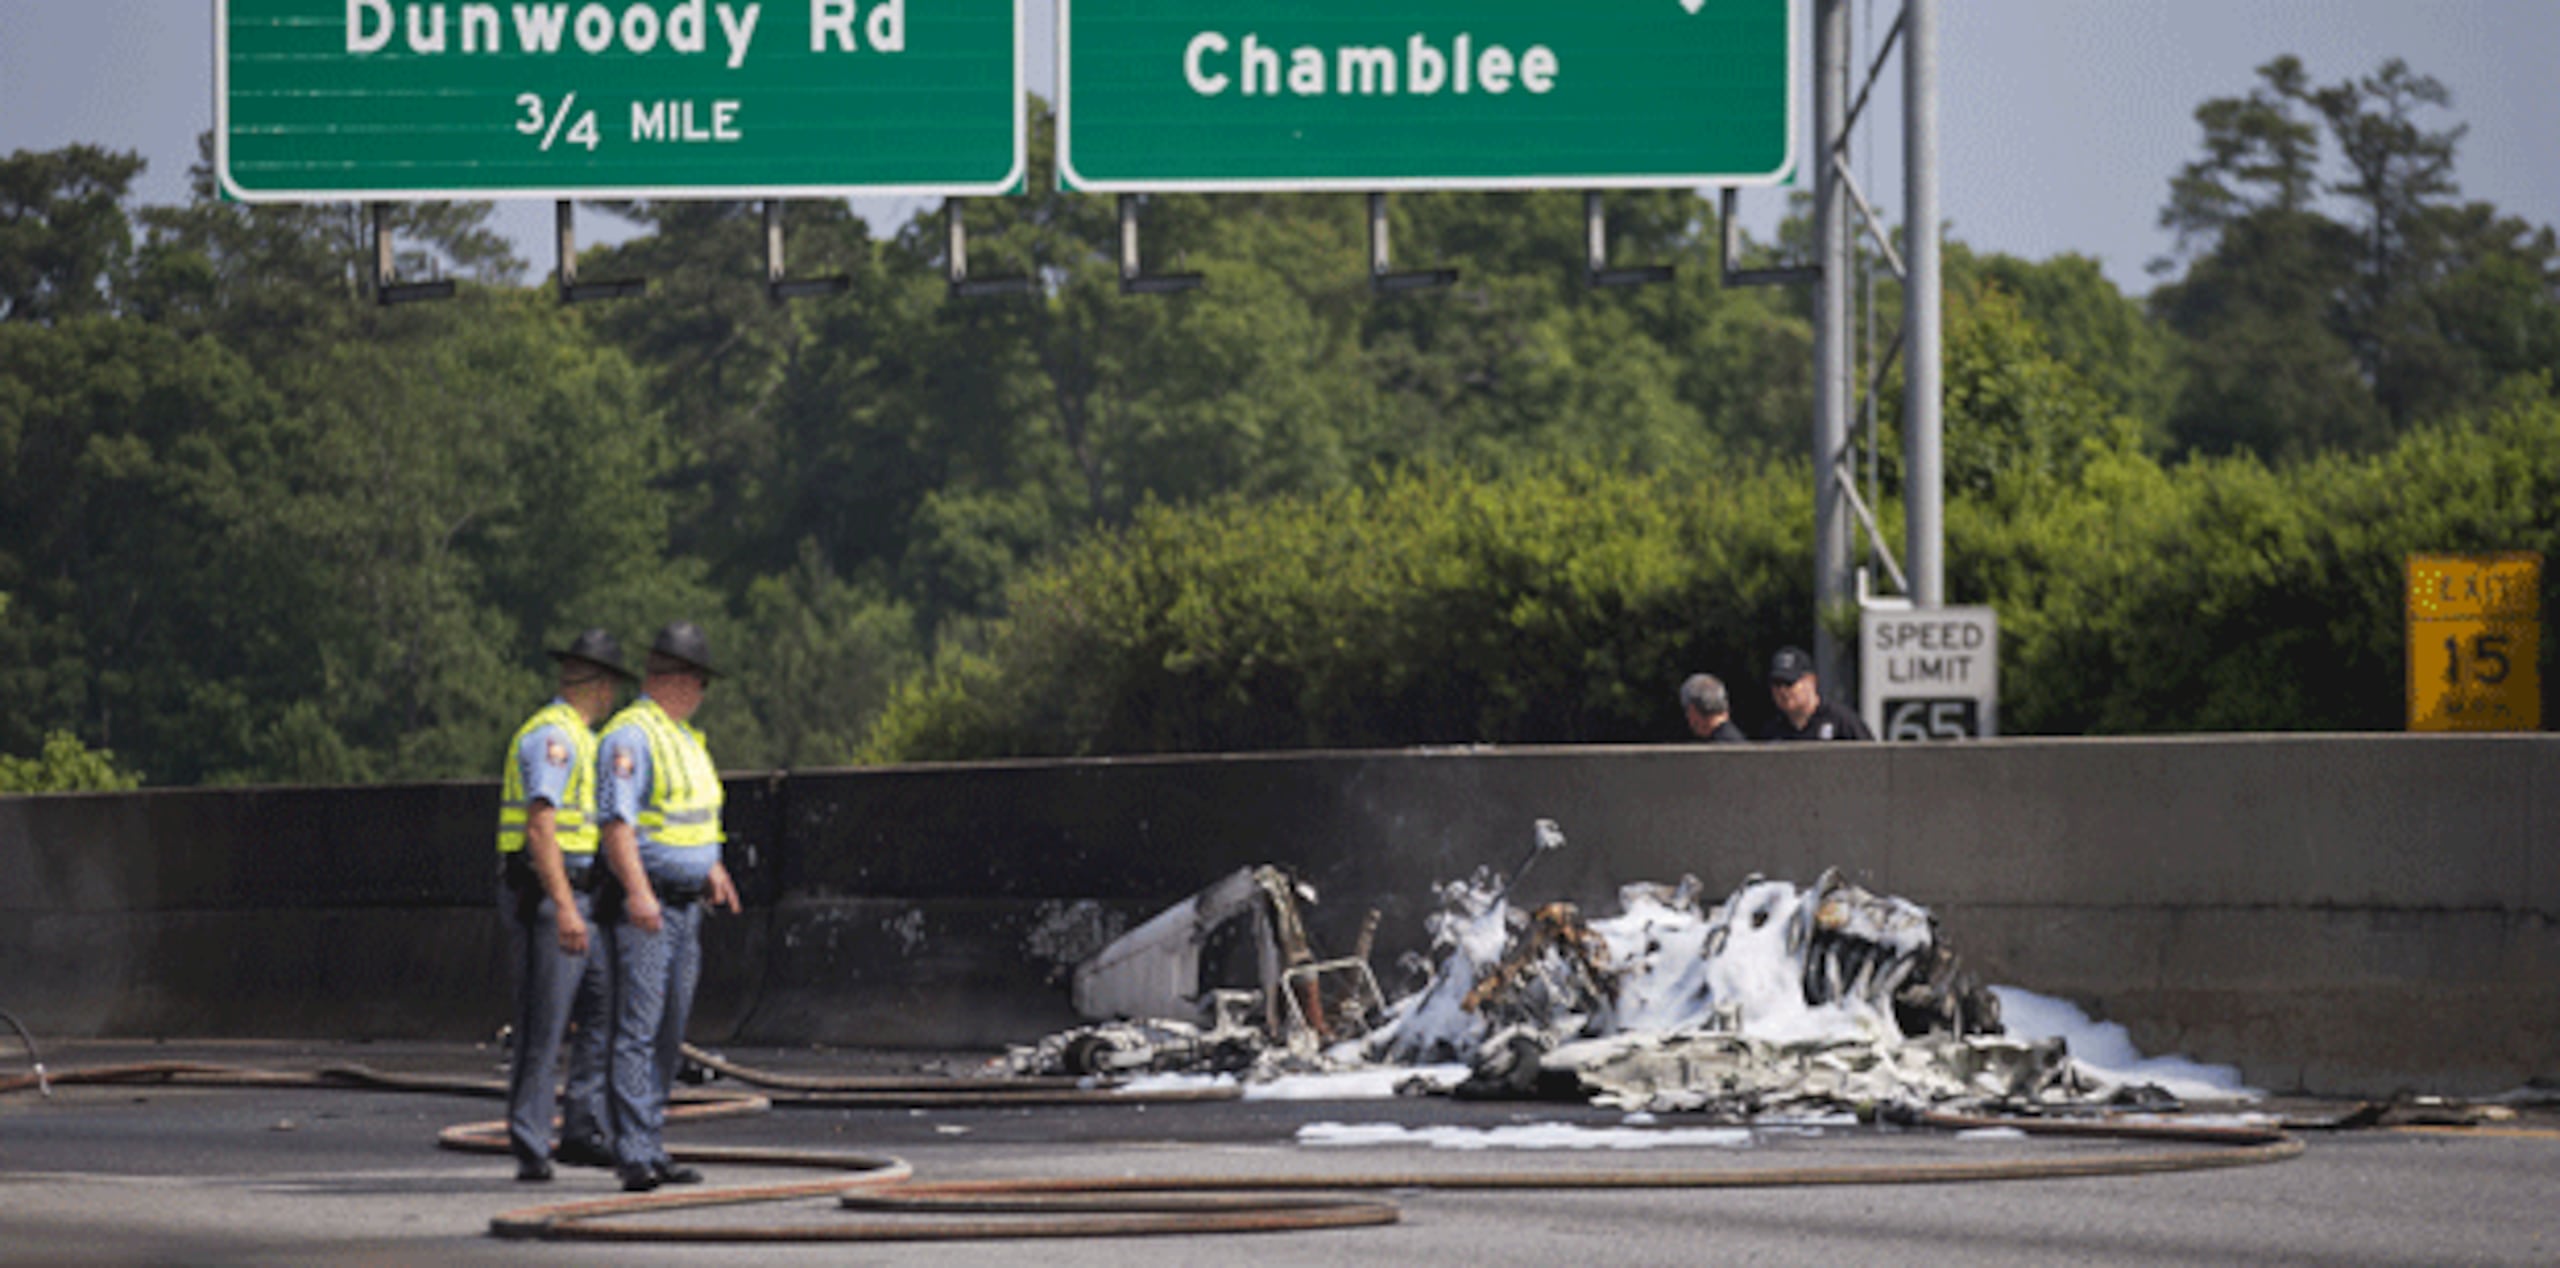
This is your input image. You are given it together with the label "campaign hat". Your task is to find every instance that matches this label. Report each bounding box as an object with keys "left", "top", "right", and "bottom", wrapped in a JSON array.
[
  {"left": 646, "top": 620, "right": 721, "bottom": 679},
  {"left": 547, "top": 628, "right": 636, "bottom": 682}
]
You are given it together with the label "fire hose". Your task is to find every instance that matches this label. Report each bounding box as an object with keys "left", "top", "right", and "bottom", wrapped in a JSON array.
[
  {"left": 0, "top": 1007, "right": 47, "bottom": 1097},
  {"left": 2, "top": 1042, "right": 2310, "bottom": 1244}
]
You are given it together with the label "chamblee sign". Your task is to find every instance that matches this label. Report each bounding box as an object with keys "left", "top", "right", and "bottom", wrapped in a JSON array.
[{"left": 1056, "top": 0, "right": 1797, "bottom": 191}]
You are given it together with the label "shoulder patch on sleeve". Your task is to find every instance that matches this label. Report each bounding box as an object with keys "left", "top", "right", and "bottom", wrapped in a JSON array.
[
  {"left": 544, "top": 739, "right": 569, "bottom": 767},
  {"left": 613, "top": 747, "right": 637, "bottom": 777}
]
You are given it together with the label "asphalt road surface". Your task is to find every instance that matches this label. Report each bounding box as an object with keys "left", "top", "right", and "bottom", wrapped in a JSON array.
[{"left": 4, "top": 1040, "right": 2556, "bottom": 1266}]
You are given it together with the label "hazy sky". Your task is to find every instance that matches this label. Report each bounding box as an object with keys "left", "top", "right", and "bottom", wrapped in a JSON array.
[{"left": 5, "top": 0, "right": 2556, "bottom": 297}]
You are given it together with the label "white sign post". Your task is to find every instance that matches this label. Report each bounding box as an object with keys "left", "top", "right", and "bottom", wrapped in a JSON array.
[{"left": 1859, "top": 606, "right": 1998, "bottom": 741}]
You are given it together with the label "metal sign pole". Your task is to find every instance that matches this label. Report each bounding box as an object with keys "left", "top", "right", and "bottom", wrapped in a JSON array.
[
  {"left": 947, "top": 199, "right": 1037, "bottom": 298},
  {"left": 1366, "top": 192, "right": 1456, "bottom": 295},
  {"left": 763, "top": 200, "right": 851, "bottom": 302},
  {"left": 1903, "top": 0, "right": 1945, "bottom": 609},
  {"left": 555, "top": 200, "right": 575, "bottom": 298},
  {"left": 1585, "top": 191, "right": 1675, "bottom": 288},
  {"left": 1117, "top": 195, "right": 1204, "bottom": 295},
  {"left": 1813, "top": 0, "right": 1853, "bottom": 690},
  {"left": 556, "top": 200, "right": 646, "bottom": 303},
  {"left": 368, "top": 201, "right": 455, "bottom": 306}
]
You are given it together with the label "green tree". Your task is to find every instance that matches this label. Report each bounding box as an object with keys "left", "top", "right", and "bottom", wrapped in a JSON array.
[
  {"left": 726, "top": 540, "right": 923, "bottom": 769},
  {"left": 2158, "top": 55, "right": 2325, "bottom": 254},
  {"left": 1938, "top": 281, "right": 2147, "bottom": 508},
  {"left": 1956, "top": 383, "right": 2560, "bottom": 735},
  {"left": 0, "top": 729, "right": 141, "bottom": 793},
  {"left": 0, "top": 283, "right": 707, "bottom": 785},
  {"left": 2151, "top": 57, "right": 2381, "bottom": 459},
  {"left": 2309, "top": 59, "right": 2469, "bottom": 424},
  {"left": 2153, "top": 56, "right": 2560, "bottom": 458},
  {"left": 2424, "top": 204, "right": 2560, "bottom": 397},
  {"left": 0, "top": 315, "right": 280, "bottom": 778},
  {"left": 1956, "top": 246, "right": 2176, "bottom": 438},
  {"left": 1855, "top": 273, "right": 2148, "bottom": 520},
  {"left": 574, "top": 198, "right": 874, "bottom": 580},
  {"left": 229, "top": 294, "right": 690, "bottom": 783},
  {"left": 130, "top": 135, "right": 521, "bottom": 357},
  {"left": 862, "top": 461, "right": 1814, "bottom": 761},
  {"left": 0, "top": 145, "right": 146, "bottom": 324},
  {"left": 2155, "top": 207, "right": 2383, "bottom": 460}
]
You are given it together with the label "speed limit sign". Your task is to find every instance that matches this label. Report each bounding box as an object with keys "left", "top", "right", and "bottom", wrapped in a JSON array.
[{"left": 1859, "top": 607, "right": 1998, "bottom": 740}]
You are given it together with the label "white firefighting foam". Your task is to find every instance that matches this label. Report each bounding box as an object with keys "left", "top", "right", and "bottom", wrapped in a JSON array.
[
  {"left": 1359, "top": 872, "right": 1923, "bottom": 1063},
  {"left": 1993, "top": 985, "right": 2255, "bottom": 1100},
  {"left": 1076, "top": 849, "right": 2255, "bottom": 1109},
  {"left": 1323, "top": 869, "right": 2253, "bottom": 1105}
]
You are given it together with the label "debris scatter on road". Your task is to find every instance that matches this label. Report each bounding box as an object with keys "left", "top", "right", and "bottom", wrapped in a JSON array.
[{"left": 1008, "top": 821, "right": 2253, "bottom": 1115}]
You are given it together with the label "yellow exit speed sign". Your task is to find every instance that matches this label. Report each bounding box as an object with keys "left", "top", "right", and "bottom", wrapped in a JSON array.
[{"left": 2407, "top": 552, "right": 2542, "bottom": 731}]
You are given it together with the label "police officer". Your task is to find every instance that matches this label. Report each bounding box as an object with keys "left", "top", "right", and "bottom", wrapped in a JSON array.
[
  {"left": 1762, "top": 645, "right": 1874, "bottom": 741},
  {"left": 498, "top": 628, "right": 632, "bottom": 1182},
  {"left": 594, "top": 620, "right": 741, "bottom": 1193}
]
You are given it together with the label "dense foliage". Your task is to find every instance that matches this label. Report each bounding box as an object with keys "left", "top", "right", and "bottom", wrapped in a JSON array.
[
  {"left": 861, "top": 461, "right": 1814, "bottom": 757},
  {"left": 861, "top": 387, "right": 2560, "bottom": 758},
  {"left": 3, "top": 60, "right": 2555, "bottom": 783},
  {"left": 0, "top": 729, "right": 138, "bottom": 793}
]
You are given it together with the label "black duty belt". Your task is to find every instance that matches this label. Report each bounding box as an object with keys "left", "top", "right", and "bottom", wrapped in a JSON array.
[{"left": 502, "top": 857, "right": 603, "bottom": 892}]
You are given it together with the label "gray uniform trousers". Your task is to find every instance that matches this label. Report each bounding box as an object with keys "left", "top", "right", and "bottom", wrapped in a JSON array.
[
  {"left": 608, "top": 896, "right": 703, "bottom": 1170},
  {"left": 503, "top": 876, "right": 613, "bottom": 1164}
]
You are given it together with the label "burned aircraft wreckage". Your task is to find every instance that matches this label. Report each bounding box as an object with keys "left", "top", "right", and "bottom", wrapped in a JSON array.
[{"left": 1011, "top": 822, "right": 2145, "bottom": 1115}]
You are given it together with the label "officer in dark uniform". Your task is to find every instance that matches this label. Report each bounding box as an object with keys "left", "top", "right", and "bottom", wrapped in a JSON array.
[
  {"left": 498, "top": 628, "right": 633, "bottom": 1181},
  {"left": 594, "top": 621, "right": 741, "bottom": 1193},
  {"left": 1761, "top": 645, "right": 1873, "bottom": 741}
]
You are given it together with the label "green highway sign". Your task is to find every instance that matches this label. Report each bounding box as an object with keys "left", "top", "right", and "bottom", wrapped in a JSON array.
[
  {"left": 1057, "top": 0, "right": 1797, "bottom": 192},
  {"left": 217, "top": 1, "right": 1024, "bottom": 201}
]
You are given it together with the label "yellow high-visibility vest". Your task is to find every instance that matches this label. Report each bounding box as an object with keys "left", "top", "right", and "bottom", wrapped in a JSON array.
[
  {"left": 497, "top": 701, "right": 599, "bottom": 857},
  {"left": 601, "top": 698, "right": 724, "bottom": 851}
]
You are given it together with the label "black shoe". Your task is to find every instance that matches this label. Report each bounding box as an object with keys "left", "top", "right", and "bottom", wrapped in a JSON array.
[
  {"left": 652, "top": 1161, "right": 703, "bottom": 1186},
  {"left": 618, "top": 1164, "right": 661, "bottom": 1193},
  {"left": 554, "top": 1138, "right": 617, "bottom": 1169},
  {"left": 516, "top": 1159, "right": 554, "bottom": 1183}
]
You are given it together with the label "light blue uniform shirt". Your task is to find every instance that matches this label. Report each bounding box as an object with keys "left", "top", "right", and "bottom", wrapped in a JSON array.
[
  {"left": 516, "top": 708, "right": 575, "bottom": 809},
  {"left": 594, "top": 697, "right": 718, "bottom": 888},
  {"left": 513, "top": 705, "right": 590, "bottom": 875}
]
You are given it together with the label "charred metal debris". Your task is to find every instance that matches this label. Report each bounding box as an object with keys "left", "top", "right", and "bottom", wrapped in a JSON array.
[{"left": 1005, "top": 821, "right": 2158, "bottom": 1115}]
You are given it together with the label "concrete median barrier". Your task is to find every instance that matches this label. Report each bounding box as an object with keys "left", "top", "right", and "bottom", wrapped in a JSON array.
[{"left": 3, "top": 735, "right": 2554, "bottom": 1094}]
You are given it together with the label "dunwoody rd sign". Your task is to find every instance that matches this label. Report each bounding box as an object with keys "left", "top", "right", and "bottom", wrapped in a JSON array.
[
  {"left": 217, "top": 1, "right": 1025, "bottom": 200},
  {"left": 1058, "top": 0, "right": 1798, "bottom": 192}
]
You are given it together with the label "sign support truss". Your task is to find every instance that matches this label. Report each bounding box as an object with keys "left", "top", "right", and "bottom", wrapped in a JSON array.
[
  {"left": 368, "top": 203, "right": 455, "bottom": 306},
  {"left": 1585, "top": 192, "right": 1676, "bottom": 289},
  {"left": 1718, "top": 0, "right": 1942, "bottom": 704},
  {"left": 554, "top": 202, "right": 647, "bottom": 304},
  {"left": 1117, "top": 196, "right": 1203, "bottom": 295},
  {"left": 764, "top": 201, "right": 852, "bottom": 303},
  {"left": 946, "top": 200, "right": 1038, "bottom": 298},
  {"left": 1366, "top": 193, "right": 1458, "bottom": 295}
]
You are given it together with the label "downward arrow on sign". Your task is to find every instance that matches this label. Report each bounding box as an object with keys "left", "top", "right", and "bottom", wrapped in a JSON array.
[{"left": 1681, "top": 0, "right": 1706, "bottom": 13}]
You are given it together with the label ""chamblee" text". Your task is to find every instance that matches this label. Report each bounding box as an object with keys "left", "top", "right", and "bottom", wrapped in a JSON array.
[{"left": 1183, "top": 31, "right": 1559, "bottom": 99}]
